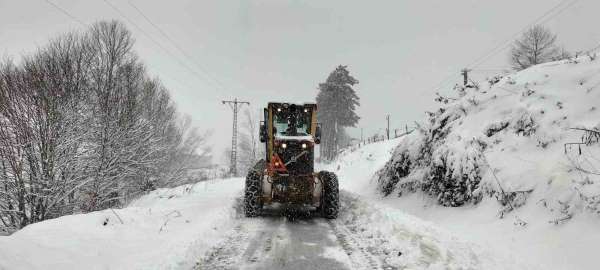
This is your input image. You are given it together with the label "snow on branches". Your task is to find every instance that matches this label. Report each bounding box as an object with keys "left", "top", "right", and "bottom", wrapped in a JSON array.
[{"left": 0, "top": 21, "right": 210, "bottom": 233}]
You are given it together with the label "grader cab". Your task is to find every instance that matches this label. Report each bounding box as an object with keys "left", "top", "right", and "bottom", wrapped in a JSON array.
[{"left": 244, "top": 102, "right": 339, "bottom": 218}]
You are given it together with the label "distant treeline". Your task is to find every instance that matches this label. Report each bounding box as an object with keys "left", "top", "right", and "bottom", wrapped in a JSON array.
[{"left": 0, "top": 20, "right": 208, "bottom": 233}]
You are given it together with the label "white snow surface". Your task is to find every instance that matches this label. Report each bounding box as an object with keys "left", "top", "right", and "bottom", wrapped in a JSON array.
[
  {"left": 1, "top": 138, "right": 517, "bottom": 270},
  {"left": 324, "top": 56, "right": 600, "bottom": 270},
  {"left": 326, "top": 137, "right": 600, "bottom": 270},
  {"left": 389, "top": 56, "right": 600, "bottom": 214},
  {"left": 0, "top": 178, "right": 243, "bottom": 270}
]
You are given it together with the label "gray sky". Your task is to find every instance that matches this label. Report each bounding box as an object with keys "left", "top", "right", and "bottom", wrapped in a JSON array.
[{"left": 1, "top": 0, "right": 599, "bottom": 163}]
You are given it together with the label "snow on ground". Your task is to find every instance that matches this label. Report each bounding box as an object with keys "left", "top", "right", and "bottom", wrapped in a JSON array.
[
  {"left": 378, "top": 192, "right": 600, "bottom": 270},
  {"left": 326, "top": 60, "right": 600, "bottom": 269},
  {"left": 0, "top": 137, "right": 520, "bottom": 270},
  {"left": 375, "top": 56, "right": 600, "bottom": 217},
  {"left": 0, "top": 178, "right": 244, "bottom": 270},
  {"left": 321, "top": 139, "right": 524, "bottom": 269},
  {"left": 335, "top": 191, "right": 520, "bottom": 269},
  {"left": 322, "top": 139, "right": 401, "bottom": 195}
]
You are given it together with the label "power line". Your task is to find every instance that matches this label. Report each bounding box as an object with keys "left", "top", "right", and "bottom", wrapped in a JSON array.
[
  {"left": 102, "top": 0, "right": 225, "bottom": 94},
  {"left": 427, "top": 71, "right": 460, "bottom": 93},
  {"left": 44, "top": 0, "right": 87, "bottom": 26},
  {"left": 127, "top": 1, "right": 230, "bottom": 92},
  {"left": 468, "top": 0, "right": 580, "bottom": 69},
  {"left": 426, "top": 0, "right": 580, "bottom": 94},
  {"left": 43, "top": 0, "right": 214, "bottom": 96},
  {"left": 470, "top": 69, "right": 510, "bottom": 72},
  {"left": 222, "top": 98, "right": 250, "bottom": 176}
]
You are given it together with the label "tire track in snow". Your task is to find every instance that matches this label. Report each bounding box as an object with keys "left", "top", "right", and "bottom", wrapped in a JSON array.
[
  {"left": 195, "top": 211, "right": 353, "bottom": 270},
  {"left": 197, "top": 195, "right": 403, "bottom": 270},
  {"left": 328, "top": 220, "right": 389, "bottom": 270},
  {"left": 241, "top": 218, "right": 283, "bottom": 265},
  {"left": 195, "top": 218, "right": 283, "bottom": 270},
  {"left": 196, "top": 223, "right": 248, "bottom": 270}
]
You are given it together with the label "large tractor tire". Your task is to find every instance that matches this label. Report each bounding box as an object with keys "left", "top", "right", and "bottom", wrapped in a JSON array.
[
  {"left": 319, "top": 171, "right": 339, "bottom": 219},
  {"left": 244, "top": 168, "right": 263, "bottom": 217}
]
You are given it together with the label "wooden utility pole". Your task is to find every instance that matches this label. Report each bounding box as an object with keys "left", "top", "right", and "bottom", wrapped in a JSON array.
[
  {"left": 222, "top": 98, "right": 250, "bottom": 176},
  {"left": 386, "top": 115, "right": 390, "bottom": 140},
  {"left": 360, "top": 128, "right": 364, "bottom": 145},
  {"left": 461, "top": 68, "right": 472, "bottom": 86}
]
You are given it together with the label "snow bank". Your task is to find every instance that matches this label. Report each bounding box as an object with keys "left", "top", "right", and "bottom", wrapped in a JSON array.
[
  {"left": 0, "top": 178, "right": 244, "bottom": 270},
  {"left": 320, "top": 55, "right": 600, "bottom": 268},
  {"left": 377, "top": 56, "right": 600, "bottom": 218},
  {"left": 337, "top": 191, "right": 520, "bottom": 270},
  {"left": 319, "top": 138, "right": 401, "bottom": 195},
  {"left": 321, "top": 140, "right": 521, "bottom": 269}
]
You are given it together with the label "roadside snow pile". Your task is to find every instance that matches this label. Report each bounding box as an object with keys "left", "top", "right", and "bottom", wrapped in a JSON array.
[
  {"left": 336, "top": 191, "right": 521, "bottom": 270},
  {"left": 321, "top": 140, "right": 522, "bottom": 269},
  {"left": 0, "top": 178, "right": 244, "bottom": 270},
  {"left": 377, "top": 56, "right": 600, "bottom": 218},
  {"left": 320, "top": 138, "right": 401, "bottom": 195}
]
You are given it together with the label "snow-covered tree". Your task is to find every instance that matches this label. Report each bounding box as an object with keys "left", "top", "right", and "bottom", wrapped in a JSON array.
[
  {"left": 0, "top": 20, "right": 210, "bottom": 232},
  {"left": 510, "top": 25, "right": 562, "bottom": 70},
  {"left": 316, "top": 65, "right": 360, "bottom": 161}
]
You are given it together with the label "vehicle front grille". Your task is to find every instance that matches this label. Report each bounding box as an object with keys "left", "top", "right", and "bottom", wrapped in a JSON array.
[{"left": 276, "top": 140, "right": 313, "bottom": 175}]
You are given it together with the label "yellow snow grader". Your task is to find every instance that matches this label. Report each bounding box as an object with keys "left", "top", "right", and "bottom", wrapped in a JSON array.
[{"left": 244, "top": 102, "right": 339, "bottom": 218}]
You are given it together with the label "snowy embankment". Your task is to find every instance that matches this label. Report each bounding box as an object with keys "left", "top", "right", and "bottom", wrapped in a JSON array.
[
  {"left": 331, "top": 139, "right": 600, "bottom": 270},
  {"left": 328, "top": 55, "right": 600, "bottom": 270},
  {"left": 0, "top": 178, "right": 244, "bottom": 270},
  {"left": 320, "top": 139, "right": 518, "bottom": 269}
]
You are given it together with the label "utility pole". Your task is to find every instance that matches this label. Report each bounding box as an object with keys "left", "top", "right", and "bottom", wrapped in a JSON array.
[
  {"left": 386, "top": 115, "right": 390, "bottom": 140},
  {"left": 461, "top": 68, "right": 472, "bottom": 86},
  {"left": 222, "top": 98, "right": 250, "bottom": 176},
  {"left": 360, "top": 128, "right": 364, "bottom": 144}
]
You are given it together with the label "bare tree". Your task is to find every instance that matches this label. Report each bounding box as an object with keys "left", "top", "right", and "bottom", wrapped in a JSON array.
[
  {"left": 0, "top": 20, "right": 212, "bottom": 232},
  {"left": 510, "top": 25, "right": 561, "bottom": 70},
  {"left": 237, "top": 109, "right": 263, "bottom": 176}
]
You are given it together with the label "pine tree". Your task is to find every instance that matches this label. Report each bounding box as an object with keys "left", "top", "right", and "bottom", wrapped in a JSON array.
[{"left": 316, "top": 65, "right": 360, "bottom": 161}]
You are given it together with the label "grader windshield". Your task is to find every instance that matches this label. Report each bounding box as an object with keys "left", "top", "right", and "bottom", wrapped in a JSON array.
[
  {"left": 273, "top": 109, "right": 311, "bottom": 136},
  {"left": 259, "top": 103, "right": 321, "bottom": 164}
]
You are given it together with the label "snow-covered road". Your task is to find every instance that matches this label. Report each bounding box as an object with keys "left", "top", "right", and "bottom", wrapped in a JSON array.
[
  {"left": 194, "top": 190, "right": 507, "bottom": 270},
  {"left": 196, "top": 195, "right": 392, "bottom": 270},
  {"left": 197, "top": 210, "right": 353, "bottom": 270}
]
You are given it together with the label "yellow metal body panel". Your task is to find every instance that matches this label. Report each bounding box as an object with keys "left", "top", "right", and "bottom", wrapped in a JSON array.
[
  {"left": 267, "top": 106, "right": 274, "bottom": 160},
  {"left": 310, "top": 106, "right": 317, "bottom": 136}
]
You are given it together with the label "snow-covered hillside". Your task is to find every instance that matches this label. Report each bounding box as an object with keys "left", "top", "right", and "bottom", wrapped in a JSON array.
[
  {"left": 326, "top": 56, "right": 600, "bottom": 270},
  {"left": 377, "top": 56, "right": 600, "bottom": 216}
]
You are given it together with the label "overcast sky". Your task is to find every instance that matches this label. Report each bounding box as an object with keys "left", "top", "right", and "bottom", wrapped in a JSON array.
[{"left": 1, "top": 0, "right": 599, "bottom": 164}]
